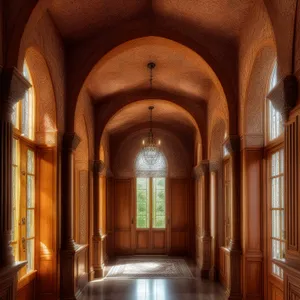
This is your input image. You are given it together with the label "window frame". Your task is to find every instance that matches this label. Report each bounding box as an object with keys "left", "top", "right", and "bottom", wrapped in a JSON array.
[
  {"left": 136, "top": 177, "right": 166, "bottom": 230},
  {"left": 266, "top": 143, "right": 285, "bottom": 281},
  {"left": 11, "top": 61, "right": 37, "bottom": 281}
]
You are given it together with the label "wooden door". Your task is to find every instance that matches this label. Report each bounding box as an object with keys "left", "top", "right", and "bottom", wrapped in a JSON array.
[
  {"left": 113, "top": 179, "right": 133, "bottom": 254},
  {"left": 134, "top": 178, "right": 167, "bottom": 254},
  {"left": 169, "top": 179, "right": 189, "bottom": 255}
]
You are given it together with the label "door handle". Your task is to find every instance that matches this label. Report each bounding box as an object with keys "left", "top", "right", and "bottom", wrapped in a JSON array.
[{"left": 131, "top": 217, "right": 134, "bottom": 225}]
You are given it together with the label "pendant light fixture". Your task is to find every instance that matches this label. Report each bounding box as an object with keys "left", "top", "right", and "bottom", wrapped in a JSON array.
[
  {"left": 142, "top": 106, "right": 161, "bottom": 166},
  {"left": 141, "top": 62, "right": 161, "bottom": 166}
]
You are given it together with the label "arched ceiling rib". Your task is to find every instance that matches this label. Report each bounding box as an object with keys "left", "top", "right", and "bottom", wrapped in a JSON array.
[
  {"left": 49, "top": 0, "right": 255, "bottom": 41},
  {"left": 105, "top": 100, "right": 200, "bottom": 140},
  {"left": 86, "top": 37, "right": 214, "bottom": 102}
]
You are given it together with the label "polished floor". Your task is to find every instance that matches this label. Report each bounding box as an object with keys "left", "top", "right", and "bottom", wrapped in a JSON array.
[{"left": 82, "top": 258, "right": 226, "bottom": 300}]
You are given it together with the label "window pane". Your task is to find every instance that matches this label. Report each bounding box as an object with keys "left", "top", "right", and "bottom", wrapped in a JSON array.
[
  {"left": 11, "top": 139, "right": 19, "bottom": 243},
  {"left": 27, "top": 150, "right": 35, "bottom": 174},
  {"left": 22, "top": 63, "right": 34, "bottom": 140},
  {"left": 153, "top": 178, "right": 166, "bottom": 229},
  {"left": 269, "top": 100, "right": 283, "bottom": 141},
  {"left": 26, "top": 239, "right": 34, "bottom": 272},
  {"left": 272, "top": 210, "right": 280, "bottom": 239},
  {"left": 22, "top": 91, "right": 30, "bottom": 137},
  {"left": 27, "top": 175, "right": 35, "bottom": 208},
  {"left": 11, "top": 104, "right": 18, "bottom": 128},
  {"left": 26, "top": 210, "right": 34, "bottom": 238},
  {"left": 136, "top": 178, "right": 150, "bottom": 228},
  {"left": 270, "top": 149, "right": 284, "bottom": 279}
]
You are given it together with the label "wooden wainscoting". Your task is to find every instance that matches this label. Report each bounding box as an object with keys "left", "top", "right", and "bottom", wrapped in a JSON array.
[
  {"left": 169, "top": 179, "right": 190, "bottom": 255},
  {"left": 108, "top": 178, "right": 193, "bottom": 256},
  {"left": 113, "top": 179, "right": 133, "bottom": 255},
  {"left": 17, "top": 272, "right": 37, "bottom": 300},
  {"left": 74, "top": 245, "right": 89, "bottom": 299},
  {"left": 219, "top": 247, "right": 230, "bottom": 289}
]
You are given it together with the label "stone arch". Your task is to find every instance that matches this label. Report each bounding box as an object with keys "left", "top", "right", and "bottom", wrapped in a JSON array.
[
  {"left": 209, "top": 118, "right": 227, "bottom": 163},
  {"left": 243, "top": 45, "right": 277, "bottom": 147},
  {"left": 112, "top": 128, "right": 192, "bottom": 179},
  {"left": 72, "top": 36, "right": 230, "bottom": 136},
  {"left": 23, "top": 46, "right": 57, "bottom": 146},
  {"left": 99, "top": 99, "right": 202, "bottom": 163}
]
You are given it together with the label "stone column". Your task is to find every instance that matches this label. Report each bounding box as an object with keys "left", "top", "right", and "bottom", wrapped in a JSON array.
[
  {"left": 0, "top": 67, "right": 30, "bottom": 298},
  {"left": 92, "top": 160, "right": 104, "bottom": 278},
  {"left": 224, "top": 135, "right": 242, "bottom": 300},
  {"left": 209, "top": 161, "right": 221, "bottom": 281},
  {"left": 198, "top": 160, "right": 212, "bottom": 278},
  {"left": 60, "top": 132, "right": 81, "bottom": 299}
]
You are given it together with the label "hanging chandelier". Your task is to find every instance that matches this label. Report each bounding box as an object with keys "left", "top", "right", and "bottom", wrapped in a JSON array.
[{"left": 142, "top": 105, "right": 161, "bottom": 166}]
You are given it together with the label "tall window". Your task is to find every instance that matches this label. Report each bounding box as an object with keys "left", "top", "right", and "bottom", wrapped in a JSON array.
[
  {"left": 269, "top": 149, "right": 285, "bottom": 278},
  {"left": 267, "top": 62, "right": 285, "bottom": 279},
  {"left": 268, "top": 63, "right": 283, "bottom": 141},
  {"left": 11, "top": 62, "right": 36, "bottom": 278},
  {"left": 136, "top": 152, "right": 167, "bottom": 229}
]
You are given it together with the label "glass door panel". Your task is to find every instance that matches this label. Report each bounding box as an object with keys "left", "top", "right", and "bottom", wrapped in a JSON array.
[
  {"left": 135, "top": 177, "right": 166, "bottom": 253},
  {"left": 136, "top": 178, "right": 150, "bottom": 229},
  {"left": 152, "top": 178, "right": 166, "bottom": 229}
]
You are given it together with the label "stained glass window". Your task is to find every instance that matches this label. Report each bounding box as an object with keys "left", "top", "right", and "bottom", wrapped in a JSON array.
[
  {"left": 270, "top": 149, "right": 285, "bottom": 278},
  {"left": 268, "top": 63, "right": 283, "bottom": 141}
]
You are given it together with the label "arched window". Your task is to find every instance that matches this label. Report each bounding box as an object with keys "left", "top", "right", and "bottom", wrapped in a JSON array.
[
  {"left": 268, "top": 63, "right": 283, "bottom": 141},
  {"left": 11, "top": 61, "right": 36, "bottom": 278},
  {"left": 267, "top": 62, "right": 285, "bottom": 279},
  {"left": 135, "top": 151, "right": 167, "bottom": 230},
  {"left": 135, "top": 151, "right": 167, "bottom": 178}
]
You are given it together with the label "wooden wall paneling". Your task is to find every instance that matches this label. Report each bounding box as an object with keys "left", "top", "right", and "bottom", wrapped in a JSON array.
[
  {"left": 36, "top": 147, "right": 57, "bottom": 300},
  {"left": 106, "top": 178, "right": 114, "bottom": 257},
  {"left": 17, "top": 275, "right": 36, "bottom": 300},
  {"left": 152, "top": 231, "right": 165, "bottom": 250},
  {"left": 113, "top": 179, "right": 132, "bottom": 254},
  {"left": 242, "top": 148, "right": 264, "bottom": 300},
  {"left": 286, "top": 115, "right": 299, "bottom": 258},
  {"left": 170, "top": 179, "right": 189, "bottom": 255},
  {"left": 74, "top": 245, "right": 89, "bottom": 299}
]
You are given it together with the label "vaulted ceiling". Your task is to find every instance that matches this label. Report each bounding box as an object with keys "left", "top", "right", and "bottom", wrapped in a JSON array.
[{"left": 49, "top": 0, "right": 255, "bottom": 41}]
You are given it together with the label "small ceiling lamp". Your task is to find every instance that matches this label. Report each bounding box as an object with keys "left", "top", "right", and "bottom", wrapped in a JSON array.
[{"left": 142, "top": 105, "right": 161, "bottom": 166}]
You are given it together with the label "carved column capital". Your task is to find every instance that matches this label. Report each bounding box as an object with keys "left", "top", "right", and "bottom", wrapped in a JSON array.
[
  {"left": 209, "top": 160, "right": 221, "bottom": 172},
  {"left": 194, "top": 160, "right": 210, "bottom": 178},
  {"left": 62, "top": 132, "right": 81, "bottom": 151},
  {"left": 224, "top": 135, "right": 240, "bottom": 154},
  {"left": 267, "top": 74, "right": 298, "bottom": 122},
  {"left": 0, "top": 67, "right": 31, "bottom": 120},
  {"left": 93, "top": 160, "right": 105, "bottom": 174}
]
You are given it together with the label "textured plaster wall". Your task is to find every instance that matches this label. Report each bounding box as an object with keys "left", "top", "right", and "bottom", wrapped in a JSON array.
[
  {"left": 239, "top": 0, "right": 276, "bottom": 137},
  {"left": 111, "top": 128, "right": 193, "bottom": 179},
  {"left": 25, "top": 47, "right": 57, "bottom": 145},
  {"left": 207, "top": 87, "right": 229, "bottom": 156},
  {"left": 18, "top": 4, "right": 66, "bottom": 132}
]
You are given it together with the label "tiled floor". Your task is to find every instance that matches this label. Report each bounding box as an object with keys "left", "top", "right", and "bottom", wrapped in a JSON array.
[{"left": 82, "top": 258, "right": 226, "bottom": 300}]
